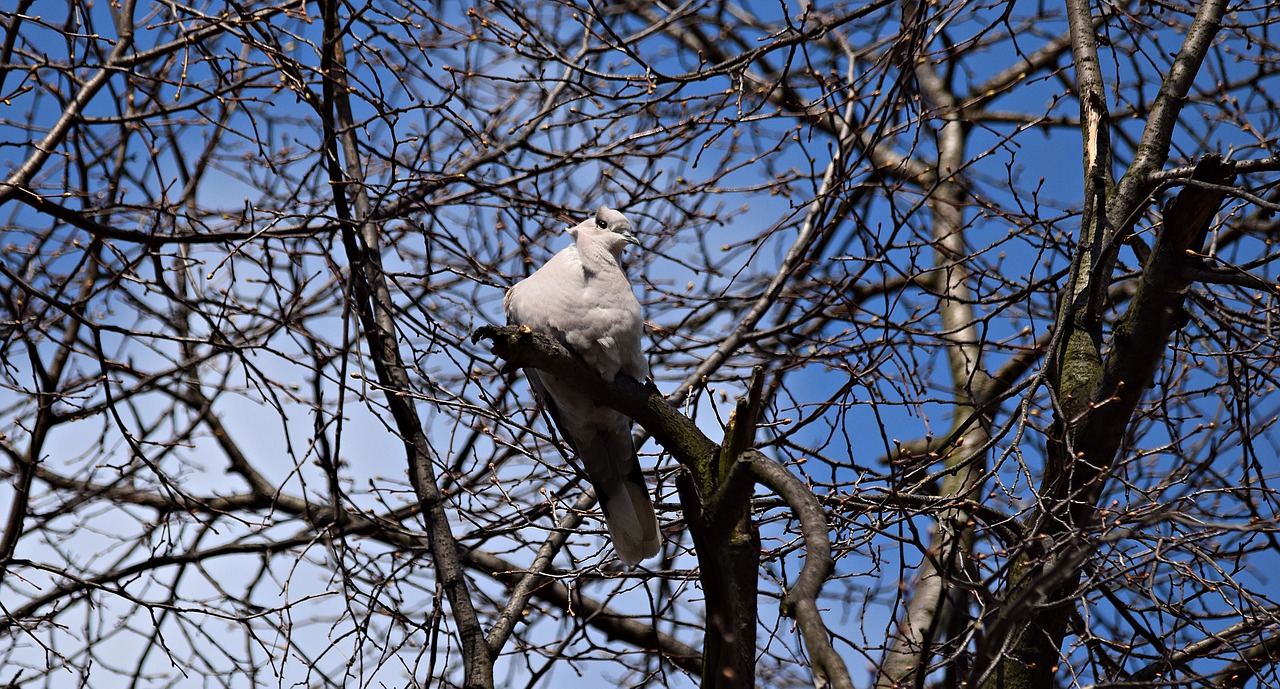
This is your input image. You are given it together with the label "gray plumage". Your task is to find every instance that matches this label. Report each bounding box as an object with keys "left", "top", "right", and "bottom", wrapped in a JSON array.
[{"left": 504, "top": 206, "right": 661, "bottom": 566}]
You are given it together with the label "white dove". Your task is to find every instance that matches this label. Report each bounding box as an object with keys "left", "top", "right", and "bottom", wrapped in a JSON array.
[{"left": 504, "top": 206, "right": 661, "bottom": 566}]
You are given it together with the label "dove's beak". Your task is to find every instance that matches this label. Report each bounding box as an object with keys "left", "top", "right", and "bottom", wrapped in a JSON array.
[{"left": 621, "top": 231, "right": 641, "bottom": 247}]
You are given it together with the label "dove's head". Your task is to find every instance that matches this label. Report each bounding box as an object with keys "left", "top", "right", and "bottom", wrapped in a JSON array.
[{"left": 568, "top": 206, "right": 640, "bottom": 256}]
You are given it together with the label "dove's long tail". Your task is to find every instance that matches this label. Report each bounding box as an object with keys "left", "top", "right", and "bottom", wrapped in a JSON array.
[
  {"left": 527, "top": 372, "right": 661, "bottom": 565},
  {"left": 577, "top": 428, "right": 661, "bottom": 566}
]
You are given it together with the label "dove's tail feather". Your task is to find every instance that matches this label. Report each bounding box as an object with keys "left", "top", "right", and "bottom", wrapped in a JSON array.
[
  {"left": 525, "top": 372, "right": 661, "bottom": 565},
  {"left": 578, "top": 428, "right": 662, "bottom": 566},
  {"left": 597, "top": 463, "right": 661, "bottom": 566}
]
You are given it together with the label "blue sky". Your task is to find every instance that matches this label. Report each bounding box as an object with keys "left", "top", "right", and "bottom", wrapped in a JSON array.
[{"left": 2, "top": 1, "right": 1279, "bottom": 688}]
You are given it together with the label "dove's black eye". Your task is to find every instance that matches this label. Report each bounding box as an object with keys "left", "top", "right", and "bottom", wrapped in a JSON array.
[{"left": 596, "top": 219, "right": 607, "bottom": 229}]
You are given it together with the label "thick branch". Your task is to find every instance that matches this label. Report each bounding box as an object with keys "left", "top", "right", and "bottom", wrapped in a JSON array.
[
  {"left": 983, "top": 156, "right": 1238, "bottom": 689},
  {"left": 1118, "top": 0, "right": 1228, "bottom": 206},
  {"left": 747, "top": 451, "right": 852, "bottom": 689},
  {"left": 319, "top": 3, "right": 490, "bottom": 685},
  {"left": 688, "top": 369, "right": 765, "bottom": 688},
  {"left": 1079, "top": 154, "right": 1236, "bottom": 512},
  {"left": 472, "top": 325, "right": 720, "bottom": 468}
]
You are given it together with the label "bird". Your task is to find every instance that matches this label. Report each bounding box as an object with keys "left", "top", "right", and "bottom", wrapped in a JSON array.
[{"left": 504, "top": 206, "right": 661, "bottom": 566}]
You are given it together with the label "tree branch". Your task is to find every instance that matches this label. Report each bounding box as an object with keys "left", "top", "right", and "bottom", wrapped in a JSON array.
[
  {"left": 472, "top": 325, "right": 720, "bottom": 468},
  {"left": 747, "top": 450, "right": 852, "bottom": 689},
  {"left": 319, "top": 3, "right": 491, "bottom": 685}
]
